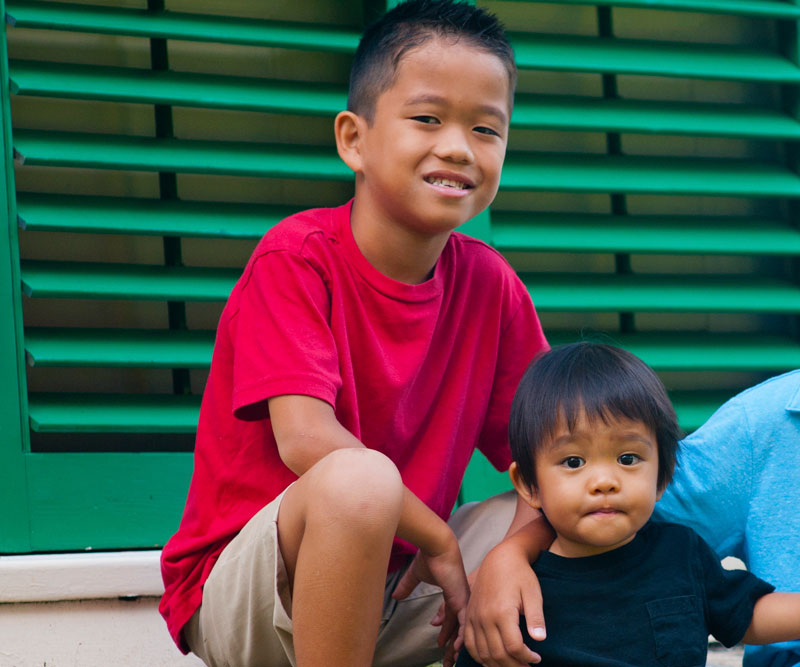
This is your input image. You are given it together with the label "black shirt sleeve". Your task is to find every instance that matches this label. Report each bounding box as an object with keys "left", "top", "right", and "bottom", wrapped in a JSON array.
[{"left": 693, "top": 529, "right": 775, "bottom": 647}]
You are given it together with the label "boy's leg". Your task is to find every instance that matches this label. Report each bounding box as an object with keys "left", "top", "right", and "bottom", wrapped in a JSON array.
[
  {"left": 187, "top": 448, "right": 403, "bottom": 667},
  {"left": 373, "top": 491, "right": 518, "bottom": 667},
  {"left": 278, "top": 448, "right": 404, "bottom": 665}
]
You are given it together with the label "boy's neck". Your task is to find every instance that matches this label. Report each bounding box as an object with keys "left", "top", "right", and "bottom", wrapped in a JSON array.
[{"left": 349, "top": 198, "right": 452, "bottom": 285}]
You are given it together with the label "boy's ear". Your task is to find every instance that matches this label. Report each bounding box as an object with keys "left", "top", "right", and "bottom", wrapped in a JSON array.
[
  {"left": 334, "top": 110, "right": 367, "bottom": 175},
  {"left": 509, "top": 462, "right": 542, "bottom": 510}
]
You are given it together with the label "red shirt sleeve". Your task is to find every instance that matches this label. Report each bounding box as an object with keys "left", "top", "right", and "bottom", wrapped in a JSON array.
[{"left": 231, "top": 249, "right": 340, "bottom": 419}]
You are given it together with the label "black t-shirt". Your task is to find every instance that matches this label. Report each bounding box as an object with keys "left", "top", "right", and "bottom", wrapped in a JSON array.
[{"left": 456, "top": 521, "right": 774, "bottom": 667}]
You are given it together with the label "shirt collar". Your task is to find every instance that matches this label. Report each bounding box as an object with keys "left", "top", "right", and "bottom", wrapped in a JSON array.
[{"left": 786, "top": 379, "right": 800, "bottom": 414}]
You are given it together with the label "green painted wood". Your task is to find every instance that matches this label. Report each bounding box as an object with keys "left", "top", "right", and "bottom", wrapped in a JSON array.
[
  {"left": 22, "top": 260, "right": 800, "bottom": 311},
  {"left": 20, "top": 260, "right": 239, "bottom": 301},
  {"left": 15, "top": 131, "right": 800, "bottom": 197},
  {"left": 28, "top": 393, "right": 201, "bottom": 433},
  {"left": 458, "top": 388, "right": 737, "bottom": 504},
  {"left": 513, "top": 94, "right": 800, "bottom": 140},
  {"left": 14, "top": 130, "right": 351, "bottom": 180},
  {"left": 6, "top": 1, "right": 360, "bottom": 52},
  {"left": 25, "top": 451, "right": 192, "bottom": 550},
  {"left": 25, "top": 328, "right": 800, "bottom": 372},
  {"left": 14, "top": 61, "right": 800, "bottom": 141},
  {"left": 9, "top": 60, "right": 346, "bottom": 117},
  {"left": 25, "top": 328, "right": 215, "bottom": 368},
  {"left": 16, "top": 192, "right": 290, "bottom": 239},
  {"left": 502, "top": 0, "right": 800, "bottom": 18},
  {"left": 0, "top": 0, "right": 32, "bottom": 552},
  {"left": 521, "top": 273, "right": 800, "bottom": 312},
  {"left": 511, "top": 32, "right": 800, "bottom": 83},
  {"left": 491, "top": 211, "right": 800, "bottom": 255},
  {"left": 500, "top": 152, "right": 800, "bottom": 197},
  {"left": 545, "top": 331, "right": 800, "bottom": 371}
]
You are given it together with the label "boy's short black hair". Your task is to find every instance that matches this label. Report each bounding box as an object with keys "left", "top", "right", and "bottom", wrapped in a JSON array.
[
  {"left": 349, "top": 0, "right": 516, "bottom": 122},
  {"left": 510, "top": 342, "right": 682, "bottom": 493}
]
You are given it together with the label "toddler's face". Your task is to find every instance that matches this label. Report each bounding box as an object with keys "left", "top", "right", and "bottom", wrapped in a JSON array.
[{"left": 515, "top": 411, "right": 661, "bottom": 558}]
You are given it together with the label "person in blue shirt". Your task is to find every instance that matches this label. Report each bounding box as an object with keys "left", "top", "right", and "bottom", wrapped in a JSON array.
[{"left": 654, "top": 369, "right": 800, "bottom": 667}]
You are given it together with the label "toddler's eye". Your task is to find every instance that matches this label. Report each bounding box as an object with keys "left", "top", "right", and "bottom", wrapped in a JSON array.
[
  {"left": 412, "top": 116, "right": 439, "bottom": 125},
  {"left": 562, "top": 456, "right": 584, "bottom": 469},
  {"left": 474, "top": 126, "right": 500, "bottom": 137},
  {"left": 618, "top": 453, "right": 640, "bottom": 466}
]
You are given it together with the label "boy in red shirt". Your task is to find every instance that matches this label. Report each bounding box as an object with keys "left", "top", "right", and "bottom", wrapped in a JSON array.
[{"left": 160, "top": 1, "right": 549, "bottom": 665}]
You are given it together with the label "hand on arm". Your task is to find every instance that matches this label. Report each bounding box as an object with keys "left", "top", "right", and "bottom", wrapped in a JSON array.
[
  {"left": 743, "top": 593, "right": 800, "bottom": 645},
  {"left": 463, "top": 495, "right": 554, "bottom": 667},
  {"left": 392, "top": 493, "right": 470, "bottom": 657}
]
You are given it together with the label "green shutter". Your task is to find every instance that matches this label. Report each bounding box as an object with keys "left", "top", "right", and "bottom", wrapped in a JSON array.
[{"left": 3, "top": 0, "right": 799, "bottom": 546}]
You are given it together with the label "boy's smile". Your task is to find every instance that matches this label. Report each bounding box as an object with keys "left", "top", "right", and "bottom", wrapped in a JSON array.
[
  {"left": 335, "top": 36, "right": 511, "bottom": 283},
  {"left": 512, "top": 412, "right": 662, "bottom": 559}
]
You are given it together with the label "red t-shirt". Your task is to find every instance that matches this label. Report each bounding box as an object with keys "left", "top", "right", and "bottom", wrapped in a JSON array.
[{"left": 160, "top": 201, "right": 548, "bottom": 650}]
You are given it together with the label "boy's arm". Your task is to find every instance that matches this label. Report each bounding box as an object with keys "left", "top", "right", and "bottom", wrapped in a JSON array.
[
  {"left": 743, "top": 593, "right": 800, "bottom": 645},
  {"left": 269, "top": 393, "right": 469, "bottom": 631},
  {"left": 462, "top": 501, "right": 554, "bottom": 667}
]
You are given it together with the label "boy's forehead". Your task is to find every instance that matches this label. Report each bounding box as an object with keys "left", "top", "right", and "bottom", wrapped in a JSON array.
[{"left": 385, "top": 36, "right": 513, "bottom": 112}]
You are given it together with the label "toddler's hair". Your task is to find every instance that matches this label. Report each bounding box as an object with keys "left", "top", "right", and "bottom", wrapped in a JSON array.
[{"left": 510, "top": 342, "right": 681, "bottom": 492}]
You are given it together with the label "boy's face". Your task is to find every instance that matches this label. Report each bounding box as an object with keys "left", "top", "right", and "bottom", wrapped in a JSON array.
[
  {"left": 341, "top": 37, "right": 510, "bottom": 238},
  {"left": 512, "top": 411, "right": 662, "bottom": 559}
]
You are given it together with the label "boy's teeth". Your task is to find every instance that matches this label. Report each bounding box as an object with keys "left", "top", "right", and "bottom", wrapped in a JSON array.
[{"left": 428, "top": 177, "right": 467, "bottom": 189}]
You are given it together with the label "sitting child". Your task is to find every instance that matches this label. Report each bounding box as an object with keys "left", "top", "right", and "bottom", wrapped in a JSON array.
[{"left": 457, "top": 342, "right": 800, "bottom": 666}]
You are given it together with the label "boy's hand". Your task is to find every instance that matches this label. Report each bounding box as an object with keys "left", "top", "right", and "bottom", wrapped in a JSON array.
[
  {"left": 393, "top": 528, "right": 470, "bottom": 657},
  {"left": 463, "top": 541, "right": 546, "bottom": 667}
]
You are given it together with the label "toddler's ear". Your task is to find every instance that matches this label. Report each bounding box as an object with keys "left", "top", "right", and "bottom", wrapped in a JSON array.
[
  {"left": 334, "top": 110, "right": 367, "bottom": 175},
  {"left": 509, "top": 462, "right": 542, "bottom": 509}
]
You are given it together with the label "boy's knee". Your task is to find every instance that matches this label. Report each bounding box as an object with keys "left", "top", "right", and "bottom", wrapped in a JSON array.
[{"left": 308, "top": 448, "right": 404, "bottom": 529}]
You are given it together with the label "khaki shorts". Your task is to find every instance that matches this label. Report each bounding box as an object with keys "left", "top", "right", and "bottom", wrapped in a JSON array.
[{"left": 183, "top": 489, "right": 517, "bottom": 667}]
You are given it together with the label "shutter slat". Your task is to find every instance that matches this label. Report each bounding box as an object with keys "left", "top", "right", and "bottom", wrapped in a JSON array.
[
  {"left": 546, "top": 332, "right": 800, "bottom": 371},
  {"left": 503, "top": 0, "right": 800, "bottom": 18},
  {"left": 15, "top": 131, "right": 800, "bottom": 197},
  {"left": 492, "top": 211, "right": 800, "bottom": 255},
  {"left": 17, "top": 193, "right": 288, "bottom": 239},
  {"left": 25, "top": 328, "right": 214, "bottom": 368},
  {"left": 9, "top": 60, "right": 346, "bottom": 117},
  {"left": 501, "top": 152, "right": 800, "bottom": 197},
  {"left": 21, "top": 260, "right": 800, "bottom": 312},
  {"left": 26, "top": 328, "right": 800, "bottom": 372},
  {"left": 14, "top": 130, "right": 350, "bottom": 180},
  {"left": 27, "top": 389, "right": 729, "bottom": 434},
  {"left": 20, "top": 260, "right": 238, "bottom": 301},
  {"left": 512, "top": 33, "right": 800, "bottom": 82},
  {"left": 13, "top": 61, "right": 800, "bottom": 140},
  {"left": 28, "top": 393, "right": 201, "bottom": 433},
  {"left": 521, "top": 273, "right": 800, "bottom": 312},
  {"left": 514, "top": 94, "right": 800, "bottom": 140},
  {"left": 5, "top": 1, "right": 360, "bottom": 52}
]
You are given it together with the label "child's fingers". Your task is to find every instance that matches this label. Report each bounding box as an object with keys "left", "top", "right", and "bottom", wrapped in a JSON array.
[
  {"left": 391, "top": 567, "right": 421, "bottom": 601},
  {"left": 520, "top": 583, "right": 547, "bottom": 646},
  {"left": 430, "top": 600, "right": 446, "bottom": 627}
]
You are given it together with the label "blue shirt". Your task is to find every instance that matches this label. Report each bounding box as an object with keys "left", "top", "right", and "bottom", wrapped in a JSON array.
[{"left": 654, "top": 370, "right": 800, "bottom": 667}]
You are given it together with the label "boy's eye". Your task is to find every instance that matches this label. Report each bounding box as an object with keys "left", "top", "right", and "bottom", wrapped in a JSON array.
[
  {"left": 561, "top": 456, "right": 584, "bottom": 469},
  {"left": 474, "top": 125, "right": 500, "bottom": 137},
  {"left": 411, "top": 115, "right": 439, "bottom": 125},
  {"left": 618, "top": 453, "right": 641, "bottom": 466}
]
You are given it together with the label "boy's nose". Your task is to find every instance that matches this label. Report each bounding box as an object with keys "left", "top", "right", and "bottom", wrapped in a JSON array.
[{"left": 433, "top": 127, "right": 474, "bottom": 164}]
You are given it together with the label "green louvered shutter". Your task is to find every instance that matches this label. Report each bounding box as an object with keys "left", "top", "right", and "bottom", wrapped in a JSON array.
[{"left": 2, "top": 0, "right": 799, "bottom": 548}]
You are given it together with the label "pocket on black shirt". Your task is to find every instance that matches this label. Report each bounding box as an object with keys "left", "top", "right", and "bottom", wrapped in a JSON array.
[{"left": 646, "top": 595, "right": 707, "bottom": 667}]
